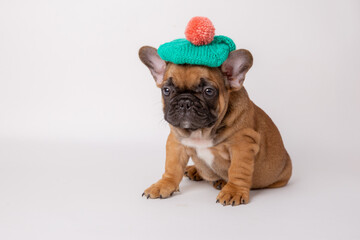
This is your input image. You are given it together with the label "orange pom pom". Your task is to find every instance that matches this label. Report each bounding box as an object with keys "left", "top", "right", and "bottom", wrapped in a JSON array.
[{"left": 185, "top": 17, "right": 215, "bottom": 46}]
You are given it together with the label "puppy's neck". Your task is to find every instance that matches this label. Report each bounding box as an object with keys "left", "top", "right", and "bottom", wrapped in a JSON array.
[{"left": 180, "top": 129, "right": 213, "bottom": 148}]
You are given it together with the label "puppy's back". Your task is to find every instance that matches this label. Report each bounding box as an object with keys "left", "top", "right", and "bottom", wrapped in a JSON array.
[{"left": 251, "top": 103, "right": 292, "bottom": 189}]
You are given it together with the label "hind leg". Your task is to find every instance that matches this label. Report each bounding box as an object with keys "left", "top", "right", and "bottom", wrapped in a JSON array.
[
  {"left": 184, "top": 165, "right": 203, "bottom": 181},
  {"left": 267, "top": 156, "right": 292, "bottom": 189},
  {"left": 212, "top": 179, "right": 227, "bottom": 190}
]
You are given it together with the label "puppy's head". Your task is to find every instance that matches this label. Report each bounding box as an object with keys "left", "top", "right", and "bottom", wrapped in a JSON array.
[{"left": 139, "top": 46, "right": 253, "bottom": 132}]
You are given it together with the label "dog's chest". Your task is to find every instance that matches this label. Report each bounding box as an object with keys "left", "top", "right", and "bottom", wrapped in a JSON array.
[
  {"left": 181, "top": 131, "right": 215, "bottom": 168},
  {"left": 195, "top": 148, "right": 214, "bottom": 167}
]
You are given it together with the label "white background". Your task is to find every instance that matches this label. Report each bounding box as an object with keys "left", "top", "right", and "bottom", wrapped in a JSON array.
[{"left": 1, "top": 0, "right": 360, "bottom": 239}]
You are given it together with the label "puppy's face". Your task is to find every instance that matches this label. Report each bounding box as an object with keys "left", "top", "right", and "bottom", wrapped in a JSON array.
[
  {"left": 139, "top": 46, "right": 253, "bottom": 132},
  {"left": 160, "top": 64, "right": 225, "bottom": 131}
]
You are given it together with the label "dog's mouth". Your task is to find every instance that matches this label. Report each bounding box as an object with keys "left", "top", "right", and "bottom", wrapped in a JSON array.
[
  {"left": 165, "top": 116, "right": 217, "bottom": 132},
  {"left": 180, "top": 120, "right": 192, "bottom": 129}
]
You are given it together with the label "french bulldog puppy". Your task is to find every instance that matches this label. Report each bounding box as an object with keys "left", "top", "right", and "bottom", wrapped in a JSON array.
[{"left": 139, "top": 46, "right": 292, "bottom": 206}]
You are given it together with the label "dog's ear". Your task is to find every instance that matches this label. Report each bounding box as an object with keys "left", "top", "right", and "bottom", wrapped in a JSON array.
[
  {"left": 221, "top": 49, "right": 253, "bottom": 90},
  {"left": 139, "top": 46, "right": 166, "bottom": 86}
]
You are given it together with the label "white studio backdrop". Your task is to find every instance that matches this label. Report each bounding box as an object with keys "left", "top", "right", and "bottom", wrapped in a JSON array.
[
  {"left": 0, "top": 0, "right": 360, "bottom": 240},
  {"left": 0, "top": 0, "right": 358, "bottom": 148}
]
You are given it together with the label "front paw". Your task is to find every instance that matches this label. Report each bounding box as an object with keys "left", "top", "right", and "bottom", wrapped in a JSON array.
[
  {"left": 142, "top": 179, "right": 179, "bottom": 199},
  {"left": 216, "top": 183, "right": 249, "bottom": 206}
]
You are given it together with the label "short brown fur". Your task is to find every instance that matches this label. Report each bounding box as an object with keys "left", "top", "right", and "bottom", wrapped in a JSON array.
[{"left": 140, "top": 48, "right": 292, "bottom": 206}]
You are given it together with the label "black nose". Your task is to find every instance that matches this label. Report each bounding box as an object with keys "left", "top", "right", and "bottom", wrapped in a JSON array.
[{"left": 178, "top": 99, "right": 193, "bottom": 110}]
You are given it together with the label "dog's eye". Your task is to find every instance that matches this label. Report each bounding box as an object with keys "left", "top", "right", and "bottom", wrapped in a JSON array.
[
  {"left": 162, "top": 87, "right": 171, "bottom": 96},
  {"left": 204, "top": 88, "right": 215, "bottom": 97}
]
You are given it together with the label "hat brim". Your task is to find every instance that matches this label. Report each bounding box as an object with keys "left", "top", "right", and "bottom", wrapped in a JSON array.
[{"left": 158, "top": 36, "right": 236, "bottom": 67}]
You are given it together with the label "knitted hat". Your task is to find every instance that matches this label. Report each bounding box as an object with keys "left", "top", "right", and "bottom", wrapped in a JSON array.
[{"left": 158, "top": 17, "right": 236, "bottom": 68}]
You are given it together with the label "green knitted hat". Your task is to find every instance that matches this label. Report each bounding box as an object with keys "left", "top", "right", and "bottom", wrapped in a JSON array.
[{"left": 158, "top": 17, "right": 236, "bottom": 68}]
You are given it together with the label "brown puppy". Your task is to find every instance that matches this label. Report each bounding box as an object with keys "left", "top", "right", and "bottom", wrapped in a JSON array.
[{"left": 139, "top": 46, "right": 292, "bottom": 206}]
